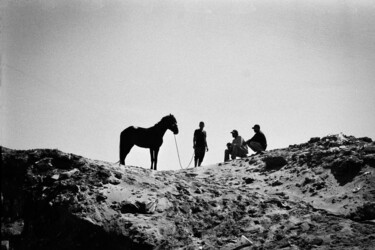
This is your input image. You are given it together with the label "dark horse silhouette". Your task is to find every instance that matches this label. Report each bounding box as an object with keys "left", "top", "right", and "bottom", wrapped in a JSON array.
[{"left": 119, "top": 114, "right": 179, "bottom": 170}]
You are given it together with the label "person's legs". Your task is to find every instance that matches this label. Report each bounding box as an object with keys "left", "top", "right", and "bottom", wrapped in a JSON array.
[
  {"left": 233, "top": 145, "right": 248, "bottom": 158},
  {"left": 224, "top": 143, "right": 233, "bottom": 161},
  {"left": 195, "top": 148, "right": 205, "bottom": 166},
  {"left": 232, "top": 145, "right": 241, "bottom": 159},
  {"left": 199, "top": 150, "right": 205, "bottom": 166},
  {"left": 224, "top": 149, "right": 231, "bottom": 161},
  {"left": 238, "top": 148, "right": 248, "bottom": 158},
  {"left": 249, "top": 141, "right": 264, "bottom": 153},
  {"left": 197, "top": 155, "right": 202, "bottom": 166},
  {"left": 195, "top": 148, "right": 202, "bottom": 167}
]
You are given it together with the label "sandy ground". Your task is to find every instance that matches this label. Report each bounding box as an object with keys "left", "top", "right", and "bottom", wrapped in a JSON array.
[{"left": 2, "top": 134, "right": 375, "bottom": 249}]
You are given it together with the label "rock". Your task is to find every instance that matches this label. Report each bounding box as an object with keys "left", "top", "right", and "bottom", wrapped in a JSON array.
[
  {"left": 312, "top": 167, "right": 324, "bottom": 175},
  {"left": 108, "top": 176, "right": 121, "bottom": 185},
  {"left": 310, "top": 237, "right": 324, "bottom": 246},
  {"left": 364, "top": 154, "right": 375, "bottom": 167},
  {"left": 328, "top": 147, "right": 340, "bottom": 153},
  {"left": 94, "top": 182, "right": 103, "bottom": 187},
  {"left": 156, "top": 197, "right": 172, "bottom": 212},
  {"left": 300, "top": 222, "right": 310, "bottom": 231},
  {"left": 330, "top": 157, "right": 363, "bottom": 185},
  {"left": 349, "top": 202, "right": 375, "bottom": 221},
  {"left": 60, "top": 168, "right": 80, "bottom": 179},
  {"left": 278, "top": 238, "right": 290, "bottom": 248},
  {"left": 1, "top": 241, "right": 9, "bottom": 250},
  {"left": 309, "top": 137, "right": 321, "bottom": 143},
  {"left": 176, "top": 185, "right": 191, "bottom": 195},
  {"left": 364, "top": 146, "right": 375, "bottom": 154},
  {"left": 34, "top": 158, "right": 53, "bottom": 171},
  {"left": 194, "top": 188, "right": 203, "bottom": 194},
  {"left": 359, "top": 137, "right": 373, "bottom": 143},
  {"left": 263, "top": 156, "right": 287, "bottom": 170},
  {"left": 114, "top": 171, "right": 123, "bottom": 179},
  {"left": 302, "top": 177, "right": 315, "bottom": 186},
  {"left": 51, "top": 174, "right": 60, "bottom": 180},
  {"left": 97, "top": 169, "right": 111, "bottom": 179},
  {"left": 186, "top": 172, "right": 198, "bottom": 177},
  {"left": 145, "top": 200, "right": 158, "bottom": 214},
  {"left": 96, "top": 193, "right": 107, "bottom": 202},
  {"left": 1, "top": 220, "right": 24, "bottom": 237},
  {"left": 312, "top": 181, "right": 326, "bottom": 190},
  {"left": 322, "top": 135, "right": 338, "bottom": 142},
  {"left": 243, "top": 177, "right": 255, "bottom": 184},
  {"left": 120, "top": 201, "right": 140, "bottom": 214},
  {"left": 271, "top": 180, "right": 283, "bottom": 186},
  {"left": 179, "top": 204, "right": 191, "bottom": 214},
  {"left": 51, "top": 154, "right": 73, "bottom": 170}
]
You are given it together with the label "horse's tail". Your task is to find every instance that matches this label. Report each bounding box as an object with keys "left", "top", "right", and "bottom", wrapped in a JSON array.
[
  {"left": 119, "top": 127, "right": 134, "bottom": 165},
  {"left": 119, "top": 129, "right": 126, "bottom": 165}
]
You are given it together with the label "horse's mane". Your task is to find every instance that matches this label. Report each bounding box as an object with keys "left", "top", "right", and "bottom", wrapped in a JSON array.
[{"left": 156, "top": 114, "right": 176, "bottom": 126}]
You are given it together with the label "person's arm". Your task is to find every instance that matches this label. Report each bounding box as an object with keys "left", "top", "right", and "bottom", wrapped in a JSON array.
[
  {"left": 193, "top": 130, "right": 196, "bottom": 148},
  {"left": 242, "top": 137, "right": 247, "bottom": 147},
  {"left": 247, "top": 134, "right": 255, "bottom": 145},
  {"left": 204, "top": 131, "right": 209, "bottom": 151},
  {"left": 262, "top": 133, "right": 267, "bottom": 146}
]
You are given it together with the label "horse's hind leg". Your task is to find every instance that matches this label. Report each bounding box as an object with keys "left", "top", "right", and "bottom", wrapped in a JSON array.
[
  {"left": 119, "top": 130, "right": 133, "bottom": 165},
  {"left": 150, "top": 148, "right": 159, "bottom": 170},
  {"left": 120, "top": 143, "right": 133, "bottom": 165},
  {"left": 154, "top": 148, "right": 159, "bottom": 170},
  {"left": 150, "top": 149, "right": 154, "bottom": 170}
]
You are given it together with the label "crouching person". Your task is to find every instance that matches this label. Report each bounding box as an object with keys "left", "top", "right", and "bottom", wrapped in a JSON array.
[
  {"left": 247, "top": 124, "right": 267, "bottom": 155},
  {"left": 224, "top": 130, "right": 248, "bottom": 161}
]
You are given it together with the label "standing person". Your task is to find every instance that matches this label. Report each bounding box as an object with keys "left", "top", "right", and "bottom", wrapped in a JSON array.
[
  {"left": 224, "top": 130, "right": 248, "bottom": 161},
  {"left": 193, "top": 121, "right": 208, "bottom": 167},
  {"left": 246, "top": 124, "right": 267, "bottom": 155}
]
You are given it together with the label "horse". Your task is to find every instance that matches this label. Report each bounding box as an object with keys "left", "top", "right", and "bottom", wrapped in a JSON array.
[{"left": 119, "top": 114, "right": 179, "bottom": 170}]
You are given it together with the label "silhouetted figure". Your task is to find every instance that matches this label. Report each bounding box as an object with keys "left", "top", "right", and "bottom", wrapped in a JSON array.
[
  {"left": 246, "top": 124, "right": 267, "bottom": 155},
  {"left": 193, "top": 121, "right": 208, "bottom": 167},
  {"left": 224, "top": 130, "right": 248, "bottom": 161},
  {"left": 119, "top": 114, "right": 179, "bottom": 170}
]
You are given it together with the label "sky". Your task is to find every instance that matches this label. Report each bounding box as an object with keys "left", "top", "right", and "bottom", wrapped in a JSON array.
[{"left": 2, "top": 0, "right": 375, "bottom": 171}]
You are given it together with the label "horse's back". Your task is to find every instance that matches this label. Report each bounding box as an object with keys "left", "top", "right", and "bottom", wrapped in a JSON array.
[
  {"left": 120, "top": 126, "right": 154, "bottom": 148},
  {"left": 121, "top": 125, "right": 135, "bottom": 133}
]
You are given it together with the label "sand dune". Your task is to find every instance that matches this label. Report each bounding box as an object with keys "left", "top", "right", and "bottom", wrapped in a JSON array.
[{"left": 2, "top": 134, "right": 375, "bottom": 249}]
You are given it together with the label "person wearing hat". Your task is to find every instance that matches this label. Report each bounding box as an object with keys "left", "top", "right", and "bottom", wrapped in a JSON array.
[
  {"left": 224, "top": 130, "right": 248, "bottom": 161},
  {"left": 246, "top": 124, "right": 267, "bottom": 155}
]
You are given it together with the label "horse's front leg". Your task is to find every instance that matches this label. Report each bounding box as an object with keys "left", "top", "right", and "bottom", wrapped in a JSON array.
[
  {"left": 150, "top": 149, "right": 155, "bottom": 170},
  {"left": 150, "top": 148, "right": 160, "bottom": 170},
  {"left": 154, "top": 148, "right": 159, "bottom": 170}
]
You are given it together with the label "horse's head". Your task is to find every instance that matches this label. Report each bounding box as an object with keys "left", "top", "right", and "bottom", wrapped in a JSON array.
[{"left": 164, "top": 114, "right": 179, "bottom": 134}]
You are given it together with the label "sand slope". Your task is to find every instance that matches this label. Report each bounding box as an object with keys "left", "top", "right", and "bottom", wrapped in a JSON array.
[{"left": 1, "top": 134, "right": 375, "bottom": 249}]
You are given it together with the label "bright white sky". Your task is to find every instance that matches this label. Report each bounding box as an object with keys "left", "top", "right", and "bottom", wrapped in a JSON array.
[{"left": 2, "top": 0, "right": 375, "bottom": 170}]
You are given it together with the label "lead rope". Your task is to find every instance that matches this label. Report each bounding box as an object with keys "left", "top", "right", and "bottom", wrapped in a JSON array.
[{"left": 174, "top": 134, "right": 195, "bottom": 169}]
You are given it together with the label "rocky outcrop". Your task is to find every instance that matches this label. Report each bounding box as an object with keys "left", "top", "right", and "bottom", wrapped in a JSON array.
[{"left": 1, "top": 134, "right": 375, "bottom": 249}]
